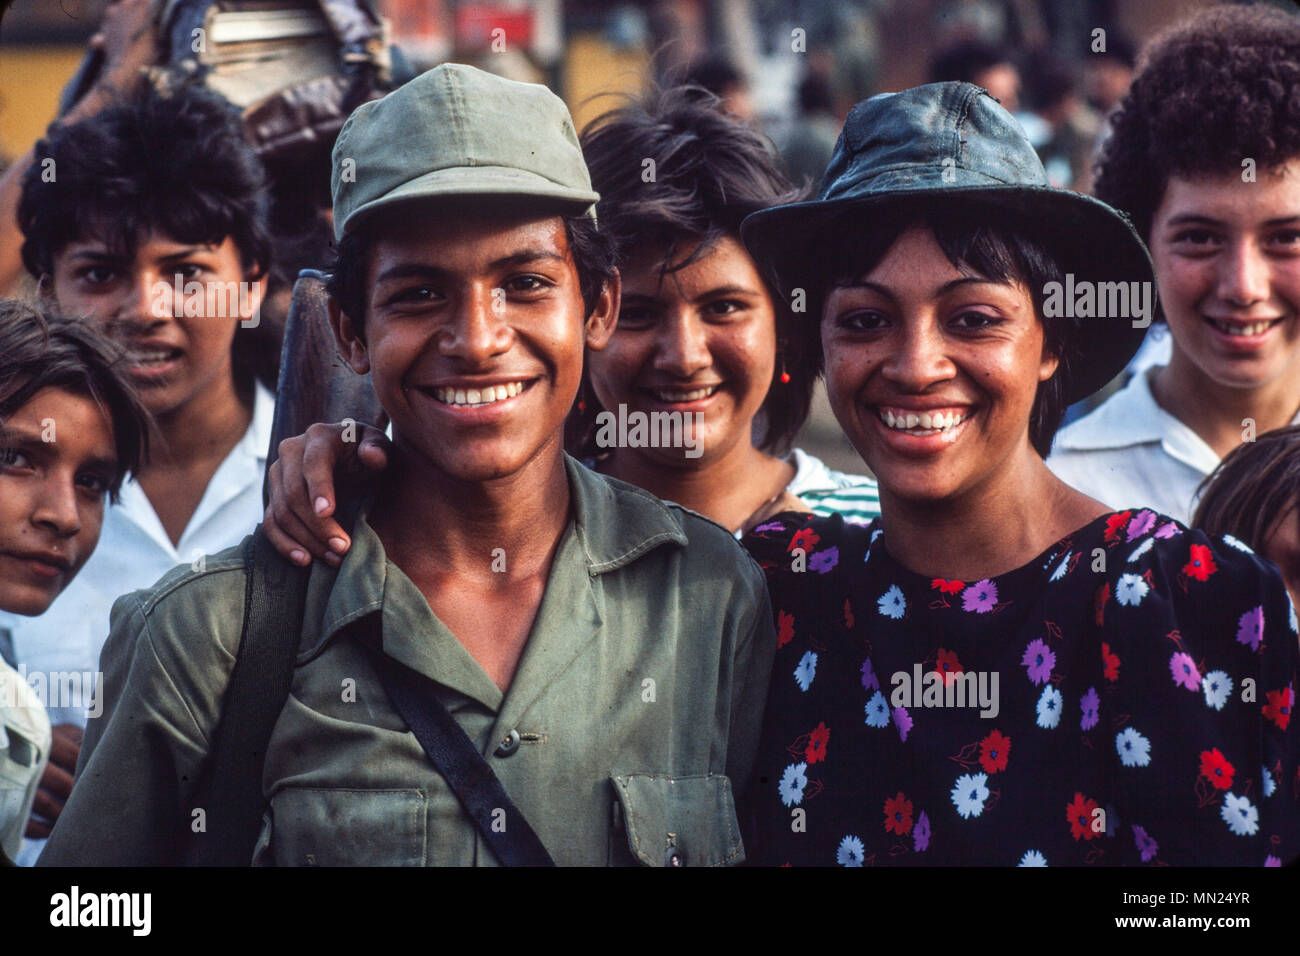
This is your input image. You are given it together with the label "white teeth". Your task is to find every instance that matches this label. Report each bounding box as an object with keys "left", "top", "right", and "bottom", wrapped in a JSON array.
[
  {"left": 1211, "top": 318, "right": 1277, "bottom": 336},
  {"left": 133, "top": 350, "right": 175, "bottom": 364},
  {"left": 433, "top": 381, "right": 528, "bottom": 406},
  {"left": 652, "top": 385, "right": 719, "bottom": 403},
  {"left": 878, "top": 408, "right": 967, "bottom": 435}
]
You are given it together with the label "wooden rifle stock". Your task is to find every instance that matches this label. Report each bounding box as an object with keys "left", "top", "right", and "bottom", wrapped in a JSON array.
[{"left": 263, "top": 269, "right": 385, "bottom": 505}]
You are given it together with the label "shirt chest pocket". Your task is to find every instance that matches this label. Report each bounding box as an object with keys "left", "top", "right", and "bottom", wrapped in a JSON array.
[
  {"left": 609, "top": 773, "right": 745, "bottom": 867},
  {"left": 253, "top": 788, "right": 428, "bottom": 866}
]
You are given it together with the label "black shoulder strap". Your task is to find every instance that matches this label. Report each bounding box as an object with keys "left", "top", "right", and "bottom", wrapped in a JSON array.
[
  {"left": 183, "top": 526, "right": 310, "bottom": 865},
  {"left": 358, "top": 621, "right": 556, "bottom": 867}
]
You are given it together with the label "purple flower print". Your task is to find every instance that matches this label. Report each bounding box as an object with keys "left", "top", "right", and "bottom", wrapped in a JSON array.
[
  {"left": 810, "top": 546, "right": 840, "bottom": 575},
  {"left": 753, "top": 520, "right": 784, "bottom": 534},
  {"left": 1132, "top": 825, "right": 1158, "bottom": 862},
  {"left": 1153, "top": 522, "right": 1180, "bottom": 539},
  {"left": 893, "top": 706, "right": 913, "bottom": 742},
  {"left": 1021, "top": 638, "right": 1056, "bottom": 685},
  {"left": 914, "top": 811, "right": 931, "bottom": 852},
  {"left": 861, "top": 657, "right": 880, "bottom": 692},
  {"left": 1236, "top": 605, "right": 1264, "bottom": 653},
  {"left": 962, "top": 579, "right": 998, "bottom": 614},
  {"left": 1169, "top": 651, "right": 1201, "bottom": 691},
  {"left": 1126, "top": 510, "right": 1156, "bottom": 541},
  {"left": 1080, "top": 686, "right": 1100, "bottom": 731}
]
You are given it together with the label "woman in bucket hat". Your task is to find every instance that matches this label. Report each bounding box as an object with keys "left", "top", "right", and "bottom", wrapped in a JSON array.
[{"left": 739, "top": 81, "right": 1300, "bottom": 866}]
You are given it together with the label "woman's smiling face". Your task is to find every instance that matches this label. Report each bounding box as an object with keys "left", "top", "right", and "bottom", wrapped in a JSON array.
[
  {"left": 820, "top": 224, "right": 1057, "bottom": 504},
  {"left": 586, "top": 235, "right": 777, "bottom": 467}
]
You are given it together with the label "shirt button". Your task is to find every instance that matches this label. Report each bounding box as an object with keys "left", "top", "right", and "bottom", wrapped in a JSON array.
[
  {"left": 494, "top": 729, "right": 521, "bottom": 757},
  {"left": 665, "top": 847, "right": 683, "bottom": 867}
]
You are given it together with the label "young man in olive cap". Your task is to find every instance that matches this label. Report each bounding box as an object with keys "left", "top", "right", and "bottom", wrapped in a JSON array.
[{"left": 40, "top": 64, "right": 775, "bottom": 866}]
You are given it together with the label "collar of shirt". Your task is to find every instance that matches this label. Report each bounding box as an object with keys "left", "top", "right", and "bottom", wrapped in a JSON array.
[
  {"left": 1053, "top": 367, "right": 1222, "bottom": 476},
  {"left": 296, "top": 453, "right": 692, "bottom": 714},
  {"left": 114, "top": 382, "right": 274, "bottom": 559}
]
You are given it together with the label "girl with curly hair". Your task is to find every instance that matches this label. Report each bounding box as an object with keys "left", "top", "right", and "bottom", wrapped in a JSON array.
[{"left": 1049, "top": 4, "right": 1300, "bottom": 524}]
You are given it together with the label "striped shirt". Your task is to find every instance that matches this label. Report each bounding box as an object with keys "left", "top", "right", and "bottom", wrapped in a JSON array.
[{"left": 785, "top": 448, "right": 881, "bottom": 524}]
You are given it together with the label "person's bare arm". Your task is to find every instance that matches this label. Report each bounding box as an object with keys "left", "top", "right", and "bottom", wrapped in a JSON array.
[
  {"left": 0, "top": 0, "right": 158, "bottom": 294},
  {"left": 264, "top": 421, "right": 392, "bottom": 566}
]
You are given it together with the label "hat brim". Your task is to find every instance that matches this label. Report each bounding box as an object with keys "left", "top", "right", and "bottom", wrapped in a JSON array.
[
  {"left": 740, "top": 186, "right": 1156, "bottom": 406},
  {"left": 338, "top": 164, "right": 600, "bottom": 240}
]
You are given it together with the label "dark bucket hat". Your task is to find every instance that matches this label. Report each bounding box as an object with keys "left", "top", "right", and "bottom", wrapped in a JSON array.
[{"left": 741, "top": 81, "right": 1156, "bottom": 405}]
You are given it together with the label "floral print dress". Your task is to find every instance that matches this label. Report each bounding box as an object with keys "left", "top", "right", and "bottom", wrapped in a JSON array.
[{"left": 741, "top": 509, "right": 1300, "bottom": 866}]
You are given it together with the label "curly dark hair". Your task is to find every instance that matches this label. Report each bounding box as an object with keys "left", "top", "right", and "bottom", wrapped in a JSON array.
[
  {"left": 18, "top": 85, "right": 278, "bottom": 391},
  {"left": 0, "top": 300, "right": 151, "bottom": 501},
  {"left": 575, "top": 85, "right": 812, "bottom": 456},
  {"left": 1093, "top": 4, "right": 1300, "bottom": 245}
]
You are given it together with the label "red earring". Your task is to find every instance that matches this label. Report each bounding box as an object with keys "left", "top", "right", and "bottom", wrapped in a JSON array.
[{"left": 779, "top": 355, "right": 791, "bottom": 384}]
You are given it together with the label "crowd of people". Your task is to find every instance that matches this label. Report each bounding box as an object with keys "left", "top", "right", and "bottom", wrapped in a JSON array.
[{"left": 1, "top": 2, "right": 1299, "bottom": 867}]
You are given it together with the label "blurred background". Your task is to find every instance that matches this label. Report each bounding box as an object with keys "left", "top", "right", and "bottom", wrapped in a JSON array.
[{"left": 1, "top": 0, "right": 1294, "bottom": 470}]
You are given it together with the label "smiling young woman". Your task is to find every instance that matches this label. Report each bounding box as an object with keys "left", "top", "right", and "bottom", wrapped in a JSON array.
[
  {"left": 1049, "top": 5, "right": 1300, "bottom": 524},
  {"left": 737, "top": 82, "right": 1300, "bottom": 867},
  {"left": 573, "top": 86, "right": 881, "bottom": 535}
]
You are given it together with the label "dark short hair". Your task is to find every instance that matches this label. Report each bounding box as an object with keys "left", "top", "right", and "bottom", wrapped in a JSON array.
[
  {"left": 811, "top": 198, "right": 1073, "bottom": 459},
  {"left": 1094, "top": 5, "right": 1300, "bottom": 246},
  {"left": 1194, "top": 424, "right": 1300, "bottom": 549},
  {"left": 326, "top": 212, "right": 617, "bottom": 339},
  {"left": 18, "top": 85, "right": 278, "bottom": 390},
  {"left": 0, "top": 300, "right": 151, "bottom": 502},
  {"left": 576, "top": 85, "right": 812, "bottom": 454}
]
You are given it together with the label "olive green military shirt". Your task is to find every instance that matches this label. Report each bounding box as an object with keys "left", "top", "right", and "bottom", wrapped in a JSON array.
[{"left": 40, "top": 456, "right": 776, "bottom": 866}]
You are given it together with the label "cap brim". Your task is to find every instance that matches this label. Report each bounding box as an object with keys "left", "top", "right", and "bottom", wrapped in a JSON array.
[
  {"left": 741, "top": 187, "right": 1156, "bottom": 406},
  {"left": 338, "top": 165, "right": 600, "bottom": 239}
]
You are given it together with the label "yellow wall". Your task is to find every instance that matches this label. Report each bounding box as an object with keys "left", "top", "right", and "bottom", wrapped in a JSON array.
[
  {"left": 562, "top": 32, "right": 649, "bottom": 134},
  {"left": 0, "top": 46, "right": 86, "bottom": 161}
]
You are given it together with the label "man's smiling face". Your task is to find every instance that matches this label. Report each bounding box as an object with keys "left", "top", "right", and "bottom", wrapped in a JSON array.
[{"left": 332, "top": 202, "right": 615, "bottom": 484}]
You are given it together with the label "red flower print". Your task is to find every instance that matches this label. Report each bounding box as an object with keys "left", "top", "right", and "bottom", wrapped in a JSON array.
[
  {"left": 788, "top": 527, "right": 820, "bottom": 553},
  {"left": 1095, "top": 582, "right": 1110, "bottom": 627},
  {"left": 805, "top": 722, "right": 830, "bottom": 764},
  {"left": 1104, "top": 511, "right": 1132, "bottom": 542},
  {"left": 777, "top": 610, "right": 795, "bottom": 648},
  {"left": 844, "top": 599, "right": 854, "bottom": 629},
  {"left": 1101, "top": 642, "right": 1121, "bottom": 682},
  {"left": 1199, "top": 748, "right": 1235, "bottom": 790},
  {"left": 935, "top": 648, "right": 963, "bottom": 684},
  {"left": 931, "top": 578, "right": 964, "bottom": 594},
  {"left": 883, "top": 791, "right": 914, "bottom": 836},
  {"left": 1182, "top": 544, "right": 1218, "bottom": 582},
  {"left": 1263, "top": 687, "right": 1294, "bottom": 731},
  {"left": 1067, "top": 792, "right": 1101, "bottom": 841},
  {"left": 979, "top": 729, "right": 1011, "bottom": 774}
]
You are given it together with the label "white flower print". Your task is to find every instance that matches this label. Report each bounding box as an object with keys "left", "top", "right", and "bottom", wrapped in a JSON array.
[
  {"left": 1263, "top": 766, "right": 1276, "bottom": 798},
  {"left": 951, "top": 772, "right": 991, "bottom": 819},
  {"left": 836, "top": 834, "right": 865, "bottom": 867},
  {"left": 877, "top": 584, "right": 906, "bottom": 620},
  {"left": 778, "top": 762, "right": 808, "bottom": 807},
  {"left": 1222, "top": 534, "right": 1253, "bottom": 554},
  {"left": 864, "top": 691, "right": 891, "bottom": 728},
  {"left": 1018, "top": 850, "right": 1047, "bottom": 867},
  {"left": 1116, "top": 727, "right": 1152, "bottom": 767},
  {"left": 1115, "top": 573, "right": 1149, "bottom": 607},
  {"left": 794, "top": 650, "right": 817, "bottom": 692},
  {"left": 1050, "top": 552, "right": 1071, "bottom": 582},
  {"left": 1036, "top": 685, "right": 1063, "bottom": 729},
  {"left": 1201, "top": 670, "right": 1232, "bottom": 711},
  {"left": 1127, "top": 538, "right": 1154, "bottom": 563},
  {"left": 1221, "top": 792, "right": 1259, "bottom": 836}
]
